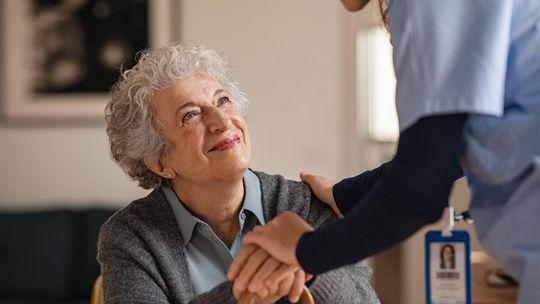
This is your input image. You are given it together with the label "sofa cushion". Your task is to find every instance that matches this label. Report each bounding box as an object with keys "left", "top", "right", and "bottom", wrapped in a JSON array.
[
  {"left": 73, "top": 209, "right": 115, "bottom": 298},
  {"left": 0, "top": 210, "right": 75, "bottom": 300}
]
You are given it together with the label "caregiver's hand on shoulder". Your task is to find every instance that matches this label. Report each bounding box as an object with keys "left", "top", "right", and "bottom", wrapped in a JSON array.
[
  {"left": 229, "top": 244, "right": 305, "bottom": 303},
  {"left": 300, "top": 172, "right": 343, "bottom": 219}
]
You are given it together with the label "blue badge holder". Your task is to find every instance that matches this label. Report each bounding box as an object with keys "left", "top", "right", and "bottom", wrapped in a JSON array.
[{"left": 425, "top": 230, "right": 471, "bottom": 304}]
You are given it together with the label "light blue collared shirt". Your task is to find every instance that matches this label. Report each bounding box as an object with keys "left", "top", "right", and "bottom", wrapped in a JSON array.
[
  {"left": 388, "top": 1, "right": 540, "bottom": 302},
  {"left": 162, "top": 169, "right": 265, "bottom": 296}
]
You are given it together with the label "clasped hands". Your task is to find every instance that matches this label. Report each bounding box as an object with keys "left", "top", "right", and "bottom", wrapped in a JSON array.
[
  {"left": 228, "top": 243, "right": 306, "bottom": 303},
  {"left": 228, "top": 212, "right": 314, "bottom": 303},
  {"left": 227, "top": 172, "right": 338, "bottom": 303}
]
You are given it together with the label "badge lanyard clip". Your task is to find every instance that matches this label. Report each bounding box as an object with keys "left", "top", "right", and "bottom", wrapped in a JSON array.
[
  {"left": 441, "top": 206, "right": 455, "bottom": 237},
  {"left": 441, "top": 207, "right": 474, "bottom": 237}
]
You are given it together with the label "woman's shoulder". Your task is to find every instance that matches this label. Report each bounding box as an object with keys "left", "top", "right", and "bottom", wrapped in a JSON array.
[
  {"left": 251, "top": 170, "right": 310, "bottom": 209},
  {"left": 99, "top": 189, "right": 176, "bottom": 245},
  {"left": 251, "top": 169, "right": 336, "bottom": 227},
  {"left": 252, "top": 170, "right": 311, "bottom": 199}
]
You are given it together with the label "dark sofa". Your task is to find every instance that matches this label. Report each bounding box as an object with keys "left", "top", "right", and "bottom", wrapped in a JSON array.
[{"left": 0, "top": 208, "right": 116, "bottom": 304}]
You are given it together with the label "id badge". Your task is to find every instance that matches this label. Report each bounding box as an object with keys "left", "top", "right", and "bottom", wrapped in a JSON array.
[{"left": 425, "top": 230, "right": 471, "bottom": 304}]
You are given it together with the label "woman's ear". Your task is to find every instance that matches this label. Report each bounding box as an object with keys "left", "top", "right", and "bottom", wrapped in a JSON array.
[{"left": 144, "top": 159, "right": 176, "bottom": 179}]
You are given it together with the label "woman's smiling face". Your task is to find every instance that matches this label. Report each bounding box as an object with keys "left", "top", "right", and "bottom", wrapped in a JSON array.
[{"left": 149, "top": 72, "right": 252, "bottom": 185}]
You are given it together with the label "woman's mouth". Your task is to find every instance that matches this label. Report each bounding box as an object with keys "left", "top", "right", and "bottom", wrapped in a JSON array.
[{"left": 209, "top": 135, "right": 241, "bottom": 152}]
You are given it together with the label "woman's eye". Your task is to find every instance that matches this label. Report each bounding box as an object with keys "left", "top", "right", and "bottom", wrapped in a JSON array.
[
  {"left": 182, "top": 111, "right": 199, "bottom": 124},
  {"left": 217, "top": 96, "right": 231, "bottom": 106}
]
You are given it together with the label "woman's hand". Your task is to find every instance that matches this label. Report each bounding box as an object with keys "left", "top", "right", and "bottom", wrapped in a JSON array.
[
  {"left": 231, "top": 212, "right": 314, "bottom": 273},
  {"left": 230, "top": 244, "right": 305, "bottom": 303},
  {"left": 300, "top": 172, "right": 343, "bottom": 218}
]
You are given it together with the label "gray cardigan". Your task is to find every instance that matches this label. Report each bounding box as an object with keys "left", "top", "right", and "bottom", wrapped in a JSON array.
[{"left": 97, "top": 170, "right": 380, "bottom": 303}]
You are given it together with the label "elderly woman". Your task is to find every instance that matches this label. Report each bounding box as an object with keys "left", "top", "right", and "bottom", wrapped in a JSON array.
[{"left": 97, "top": 44, "right": 379, "bottom": 303}]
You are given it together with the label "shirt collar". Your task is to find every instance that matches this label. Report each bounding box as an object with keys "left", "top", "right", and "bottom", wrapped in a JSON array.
[
  {"left": 162, "top": 186, "right": 198, "bottom": 245},
  {"left": 241, "top": 169, "right": 266, "bottom": 226},
  {"left": 162, "top": 169, "right": 265, "bottom": 245}
]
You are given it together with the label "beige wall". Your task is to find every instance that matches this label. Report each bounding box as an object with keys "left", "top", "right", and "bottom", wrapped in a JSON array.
[
  {"left": 0, "top": 1, "right": 350, "bottom": 208},
  {"left": 179, "top": 0, "right": 346, "bottom": 180}
]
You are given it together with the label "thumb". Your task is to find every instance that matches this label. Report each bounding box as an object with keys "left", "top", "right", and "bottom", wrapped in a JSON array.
[
  {"left": 300, "top": 171, "right": 342, "bottom": 218},
  {"left": 300, "top": 171, "right": 335, "bottom": 193},
  {"left": 243, "top": 229, "right": 267, "bottom": 249},
  {"left": 299, "top": 171, "right": 319, "bottom": 186}
]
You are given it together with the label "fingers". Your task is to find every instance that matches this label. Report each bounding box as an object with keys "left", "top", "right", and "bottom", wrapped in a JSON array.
[
  {"left": 299, "top": 171, "right": 318, "bottom": 184},
  {"left": 299, "top": 171, "right": 335, "bottom": 200},
  {"left": 288, "top": 270, "right": 305, "bottom": 303},
  {"left": 256, "top": 272, "right": 295, "bottom": 304},
  {"left": 232, "top": 280, "right": 242, "bottom": 300},
  {"left": 227, "top": 243, "right": 258, "bottom": 280},
  {"left": 243, "top": 226, "right": 269, "bottom": 247},
  {"left": 242, "top": 233, "right": 264, "bottom": 254},
  {"left": 254, "top": 263, "right": 285, "bottom": 301},
  {"left": 242, "top": 228, "right": 277, "bottom": 259},
  {"left": 264, "top": 263, "right": 297, "bottom": 288},
  {"left": 244, "top": 212, "right": 313, "bottom": 267},
  {"left": 247, "top": 256, "right": 281, "bottom": 294},
  {"left": 233, "top": 247, "right": 270, "bottom": 294},
  {"left": 232, "top": 248, "right": 301, "bottom": 303},
  {"left": 300, "top": 172, "right": 343, "bottom": 219},
  {"left": 277, "top": 273, "right": 295, "bottom": 300},
  {"left": 230, "top": 239, "right": 307, "bottom": 303},
  {"left": 300, "top": 171, "right": 332, "bottom": 187}
]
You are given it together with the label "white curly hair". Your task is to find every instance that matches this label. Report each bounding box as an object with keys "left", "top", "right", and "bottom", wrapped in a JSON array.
[{"left": 105, "top": 44, "right": 250, "bottom": 189}]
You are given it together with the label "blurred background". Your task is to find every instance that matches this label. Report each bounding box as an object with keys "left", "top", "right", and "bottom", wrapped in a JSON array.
[{"left": 0, "top": 0, "right": 518, "bottom": 303}]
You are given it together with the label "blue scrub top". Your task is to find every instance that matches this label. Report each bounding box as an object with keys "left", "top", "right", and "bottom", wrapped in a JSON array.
[{"left": 388, "top": 0, "right": 540, "bottom": 302}]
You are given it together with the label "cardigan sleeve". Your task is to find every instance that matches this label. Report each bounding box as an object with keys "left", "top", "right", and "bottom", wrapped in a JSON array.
[
  {"left": 97, "top": 216, "right": 238, "bottom": 304},
  {"left": 97, "top": 226, "right": 172, "bottom": 303},
  {"left": 187, "top": 281, "right": 236, "bottom": 304}
]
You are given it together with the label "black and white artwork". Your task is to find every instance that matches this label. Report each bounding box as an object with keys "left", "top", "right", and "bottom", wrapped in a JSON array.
[
  {"left": 1, "top": 0, "right": 173, "bottom": 121},
  {"left": 32, "top": 0, "right": 148, "bottom": 93}
]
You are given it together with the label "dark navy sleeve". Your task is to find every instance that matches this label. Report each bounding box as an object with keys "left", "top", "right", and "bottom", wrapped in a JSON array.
[
  {"left": 296, "top": 114, "right": 466, "bottom": 274},
  {"left": 332, "top": 162, "right": 389, "bottom": 215}
]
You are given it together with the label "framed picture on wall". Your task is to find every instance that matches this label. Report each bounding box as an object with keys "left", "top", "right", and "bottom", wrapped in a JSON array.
[{"left": 0, "top": 0, "right": 175, "bottom": 122}]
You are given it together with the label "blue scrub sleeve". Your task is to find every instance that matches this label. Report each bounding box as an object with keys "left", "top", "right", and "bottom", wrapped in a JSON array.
[
  {"left": 297, "top": 114, "right": 466, "bottom": 274},
  {"left": 389, "top": 0, "right": 510, "bottom": 130}
]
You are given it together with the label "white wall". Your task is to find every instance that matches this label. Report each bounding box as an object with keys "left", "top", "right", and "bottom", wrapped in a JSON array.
[
  {"left": 179, "top": 0, "right": 345, "bottom": 179},
  {"left": 0, "top": 1, "right": 348, "bottom": 209},
  {"left": 0, "top": 127, "right": 148, "bottom": 209}
]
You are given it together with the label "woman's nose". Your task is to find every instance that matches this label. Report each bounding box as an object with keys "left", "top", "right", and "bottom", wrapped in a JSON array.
[{"left": 206, "top": 107, "right": 232, "bottom": 133}]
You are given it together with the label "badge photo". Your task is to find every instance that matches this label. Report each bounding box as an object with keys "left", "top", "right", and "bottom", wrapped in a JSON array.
[{"left": 425, "top": 230, "right": 472, "bottom": 304}]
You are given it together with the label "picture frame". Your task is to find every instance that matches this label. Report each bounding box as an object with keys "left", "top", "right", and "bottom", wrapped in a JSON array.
[{"left": 0, "top": 0, "right": 175, "bottom": 122}]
